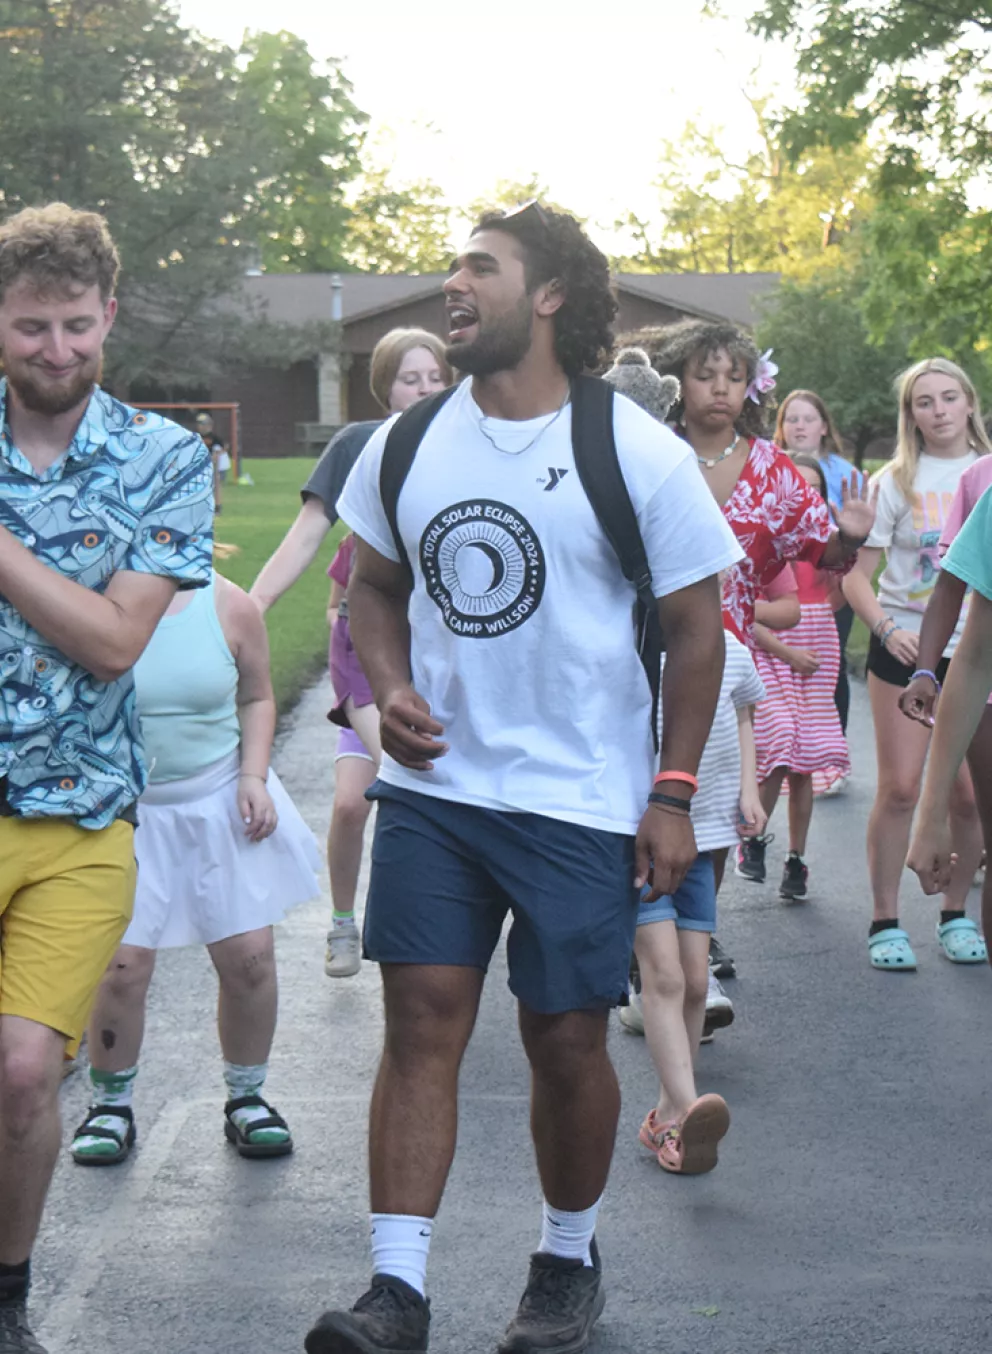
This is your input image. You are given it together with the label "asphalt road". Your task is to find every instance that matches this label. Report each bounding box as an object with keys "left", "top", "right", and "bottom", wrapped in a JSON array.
[{"left": 37, "top": 676, "right": 992, "bottom": 1354}]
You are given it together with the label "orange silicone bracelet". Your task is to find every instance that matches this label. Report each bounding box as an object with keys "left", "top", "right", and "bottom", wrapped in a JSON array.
[{"left": 653, "top": 770, "right": 699, "bottom": 793}]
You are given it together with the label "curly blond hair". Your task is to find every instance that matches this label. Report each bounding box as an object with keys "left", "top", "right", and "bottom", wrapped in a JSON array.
[{"left": 0, "top": 203, "right": 120, "bottom": 304}]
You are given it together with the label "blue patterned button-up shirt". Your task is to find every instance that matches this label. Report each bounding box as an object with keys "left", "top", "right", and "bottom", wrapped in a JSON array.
[{"left": 0, "top": 380, "right": 214, "bottom": 829}]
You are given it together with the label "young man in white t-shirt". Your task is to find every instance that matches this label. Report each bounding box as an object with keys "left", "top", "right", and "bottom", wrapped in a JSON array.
[{"left": 305, "top": 204, "right": 742, "bottom": 1354}]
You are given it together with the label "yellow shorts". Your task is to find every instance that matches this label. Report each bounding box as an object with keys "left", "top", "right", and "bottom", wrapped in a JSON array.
[{"left": 0, "top": 817, "right": 136, "bottom": 1055}]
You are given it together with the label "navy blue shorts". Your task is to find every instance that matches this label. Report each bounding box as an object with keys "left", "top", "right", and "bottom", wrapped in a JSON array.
[
  {"left": 363, "top": 783, "right": 640, "bottom": 1014},
  {"left": 636, "top": 852, "right": 716, "bottom": 932}
]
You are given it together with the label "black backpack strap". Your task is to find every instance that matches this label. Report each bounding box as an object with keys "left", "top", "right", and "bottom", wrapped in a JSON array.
[
  {"left": 380, "top": 386, "right": 459, "bottom": 577},
  {"left": 570, "top": 374, "right": 663, "bottom": 751}
]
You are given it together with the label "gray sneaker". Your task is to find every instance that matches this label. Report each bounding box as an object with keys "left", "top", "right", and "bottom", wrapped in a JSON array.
[
  {"left": 0, "top": 1299, "right": 48, "bottom": 1354},
  {"left": 306, "top": 1275, "right": 430, "bottom": 1352},
  {"left": 324, "top": 922, "right": 361, "bottom": 978},
  {"left": 498, "top": 1240, "right": 605, "bottom": 1354}
]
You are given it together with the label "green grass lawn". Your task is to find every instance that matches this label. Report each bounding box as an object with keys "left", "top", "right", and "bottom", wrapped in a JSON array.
[{"left": 212, "top": 457, "right": 346, "bottom": 712}]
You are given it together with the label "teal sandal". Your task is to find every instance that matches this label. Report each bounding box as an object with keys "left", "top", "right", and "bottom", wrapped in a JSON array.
[
  {"left": 936, "top": 917, "right": 988, "bottom": 964},
  {"left": 868, "top": 928, "right": 917, "bottom": 971}
]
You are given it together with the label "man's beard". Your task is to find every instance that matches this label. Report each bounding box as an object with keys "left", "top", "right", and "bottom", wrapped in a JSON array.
[
  {"left": 446, "top": 296, "right": 534, "bottom": 376},
  {"left": 5, "top": 359, "right": 99, "bottom": 417}
]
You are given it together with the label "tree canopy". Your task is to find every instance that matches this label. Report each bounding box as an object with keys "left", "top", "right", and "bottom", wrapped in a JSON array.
[
  {"left": 750, "top": 1, "right": 992, "bottom": 176},
  {"left": 747, "top": 0, "right": 992, "bottom": 408},
  {"left": 617, "top": 115, "right": 874, "bottom": 277},
  {"left": 0, "top": 2, "right": 365, "bottom": 385},
  {"left": 343, "top": 169, "right": 453, "bottom": 273},
  {"left": 755, "top": 265, "right": 911, "bottom": 453}
]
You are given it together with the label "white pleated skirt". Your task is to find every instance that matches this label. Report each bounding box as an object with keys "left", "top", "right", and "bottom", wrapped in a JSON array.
[{"left": 124, "top": 751, "right": 322, "bottom": 949}]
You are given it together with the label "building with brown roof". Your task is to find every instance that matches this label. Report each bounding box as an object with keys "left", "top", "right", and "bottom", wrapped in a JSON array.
[{"left": 209, "top": 270, "right": 779, "bottom": 457}]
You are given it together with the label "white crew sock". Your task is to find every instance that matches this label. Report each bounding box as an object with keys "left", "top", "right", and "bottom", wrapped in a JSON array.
[
  {"left": 370, "top": 1213, "right": 433, "bottom": 1296},
  {"left": 539, "top": 1197, "right": 602, "bottom": 1267}
]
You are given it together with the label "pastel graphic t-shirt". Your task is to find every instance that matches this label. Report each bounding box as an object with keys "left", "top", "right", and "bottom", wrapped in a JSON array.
[
  {"left": 867, "top": 452, "right": 979, "bottom": 651},
  {"left": 944, "top": 483, "right": 992, "bottom": 603}
]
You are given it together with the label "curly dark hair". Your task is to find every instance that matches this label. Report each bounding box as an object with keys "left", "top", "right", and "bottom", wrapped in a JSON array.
[
  {"left": 475, "top": 206, "right": 616, "bottom": 377},
  {"left": 617, "top": 319, "right": 769, "bottom": 439}
]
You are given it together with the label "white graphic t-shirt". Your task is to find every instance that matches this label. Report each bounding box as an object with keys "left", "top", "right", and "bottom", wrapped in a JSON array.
[
  {"left": 868, "top": 451, "right": 979, "bottom": 650},
  {"left": 338, "top": 381, "right": 743, "bottom": 834}
]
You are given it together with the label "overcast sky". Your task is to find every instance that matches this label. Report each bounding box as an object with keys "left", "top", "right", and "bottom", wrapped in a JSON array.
[{"left": 178, "top": 0, "right": 797, "bottom": 248}]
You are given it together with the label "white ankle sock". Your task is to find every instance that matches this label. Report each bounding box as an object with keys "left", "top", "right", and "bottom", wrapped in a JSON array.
[
  {"left": 370, "top": 1213, "right": 433, "bottom": 1296},
  {"left": 539, "top": 1197, "right": 602, "bottom": 1266}
]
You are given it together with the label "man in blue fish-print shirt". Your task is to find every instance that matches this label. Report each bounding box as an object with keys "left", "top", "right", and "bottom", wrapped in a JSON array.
[{"left": 0, "top": 204, "right": 213, "bottom": 1353}]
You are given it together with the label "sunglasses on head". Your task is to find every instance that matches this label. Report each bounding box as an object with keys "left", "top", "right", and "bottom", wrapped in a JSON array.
[{"left": 499, "top": 200, "right": 550, "bottom": 232}]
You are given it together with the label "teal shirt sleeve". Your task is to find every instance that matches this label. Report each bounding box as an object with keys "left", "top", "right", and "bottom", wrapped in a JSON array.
[
  {"left": 943, "top": 484, "right": 992, "bottom": 600},
  {"left": 124, "top": 429, "right": 214, "bottom": 586}
]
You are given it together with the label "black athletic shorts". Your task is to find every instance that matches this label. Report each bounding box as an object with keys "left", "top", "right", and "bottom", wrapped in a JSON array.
[{"left": 866, "top": 633, "right": 950, "bottom": 689}]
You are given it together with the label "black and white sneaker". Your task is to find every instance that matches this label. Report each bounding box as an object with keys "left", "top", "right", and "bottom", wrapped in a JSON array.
[
  {"left": 498, "top": 1239, "right": 605, "bottom": 1354},
  {"left": 780, "top": 852, "right": 809, "bottom": 901},
  {"left": 708, "top": 935, "right": 736, "bottom": 979},
  {"left": 735, "top": 834, "right": 773, "bottom": 883},
  {"left": 0, "top": 1298, "right": 48, "bottom": 1354},
  {"left": 305, "top": 1275, "right": 430, "bottom": 1353}
]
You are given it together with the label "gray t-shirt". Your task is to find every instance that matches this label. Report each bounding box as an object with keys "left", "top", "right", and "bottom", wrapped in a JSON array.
[{"left": 302, "top": 421, "right": 382, "bottom": 524}]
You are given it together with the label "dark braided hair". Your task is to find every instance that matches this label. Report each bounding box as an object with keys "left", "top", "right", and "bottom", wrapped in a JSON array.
[
  {"left": 617, "top": 319, "right": 769, "bottom": 439},
  {"left": 475, "top": 207, "right": 616, "bottom": 377}
]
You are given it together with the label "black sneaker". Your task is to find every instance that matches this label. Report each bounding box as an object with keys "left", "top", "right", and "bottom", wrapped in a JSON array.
[
  {"left": 735, "top": 834, "right": 773, "bottom": 883},
  {"left": 0, "top": 1299, "right": 48, "bottom": 1354},
  {"left": 708, "top": 935, "right": 736, "bottom": 979},
  {"left": 498, "top": 1240, "right": 605, "bottom": 1354},
  {"left": 780, "top": 852, "right": 809, "bottom": 901},
  {"left": 305, "top": 1275, "right": 430, "bottom": 1353}
]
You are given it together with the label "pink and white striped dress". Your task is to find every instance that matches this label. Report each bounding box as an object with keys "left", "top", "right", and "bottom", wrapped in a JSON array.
[{"left": 754, "top": 561, "right": 850, "bottom": 794}]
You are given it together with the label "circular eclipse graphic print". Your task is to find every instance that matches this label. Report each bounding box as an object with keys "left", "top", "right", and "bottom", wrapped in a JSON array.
[{"left": 419, "top": 500, "right": 546, "bottom": 637}]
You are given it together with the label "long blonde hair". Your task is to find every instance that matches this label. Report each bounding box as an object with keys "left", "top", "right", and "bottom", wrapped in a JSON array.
[{"left": 888, "top": 357, "right": 991, "bottom": 500}]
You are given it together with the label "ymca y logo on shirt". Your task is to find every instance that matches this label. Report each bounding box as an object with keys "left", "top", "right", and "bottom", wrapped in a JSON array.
[{"left": 338, "top": 380, "right": 742, "bottom": 836}]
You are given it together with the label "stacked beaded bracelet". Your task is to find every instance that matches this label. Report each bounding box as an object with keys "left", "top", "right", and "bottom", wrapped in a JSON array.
[
  {"left": 910, "top": 668, "right": 942, "bottom": 691},
  {"left": 873, "top": 615, "right": 897, "bottom": 649}
]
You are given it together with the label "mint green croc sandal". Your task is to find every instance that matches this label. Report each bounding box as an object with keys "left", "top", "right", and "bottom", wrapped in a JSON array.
[
  {"left": 869, "top": 927, "right": 917, "bottom": 971},
  {"left": 936, "top": 917, "right": 988, "bottom": 964}
]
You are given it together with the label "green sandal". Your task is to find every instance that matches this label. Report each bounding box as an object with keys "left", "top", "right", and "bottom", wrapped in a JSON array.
[
  {"left": 868, "top": 927, "right": 917, "bottom": 972},
  {"left": 223, "top": 1094, "right": 294, "bottom": 1159},
  {"left": 71, "top": 1104, "right": 136, "bottom": 1165},
  {"left": 936, "top": 917, "right": 988, "bottom": 964}
]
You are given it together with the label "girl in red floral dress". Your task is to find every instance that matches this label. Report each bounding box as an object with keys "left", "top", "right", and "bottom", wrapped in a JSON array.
[
  {"left": 750, "top": 455, "right": 851, "bottom": 902},
  {"left": 632, "top": 320, "right": 875, "bottom": 889}
]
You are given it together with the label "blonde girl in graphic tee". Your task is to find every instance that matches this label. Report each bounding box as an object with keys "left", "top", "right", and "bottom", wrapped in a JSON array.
[{"left": 843, "top": 358, "right": 990, "bottom": 972}]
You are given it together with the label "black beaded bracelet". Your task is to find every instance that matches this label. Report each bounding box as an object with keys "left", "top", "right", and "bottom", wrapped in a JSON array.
[{"left": 648, "top": 791, "right": 692, "bottom": 813}]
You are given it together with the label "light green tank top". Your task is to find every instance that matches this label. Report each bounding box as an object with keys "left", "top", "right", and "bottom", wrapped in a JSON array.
[{"left": 134, "top": 574, "right": 241, "bottom": 783}]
